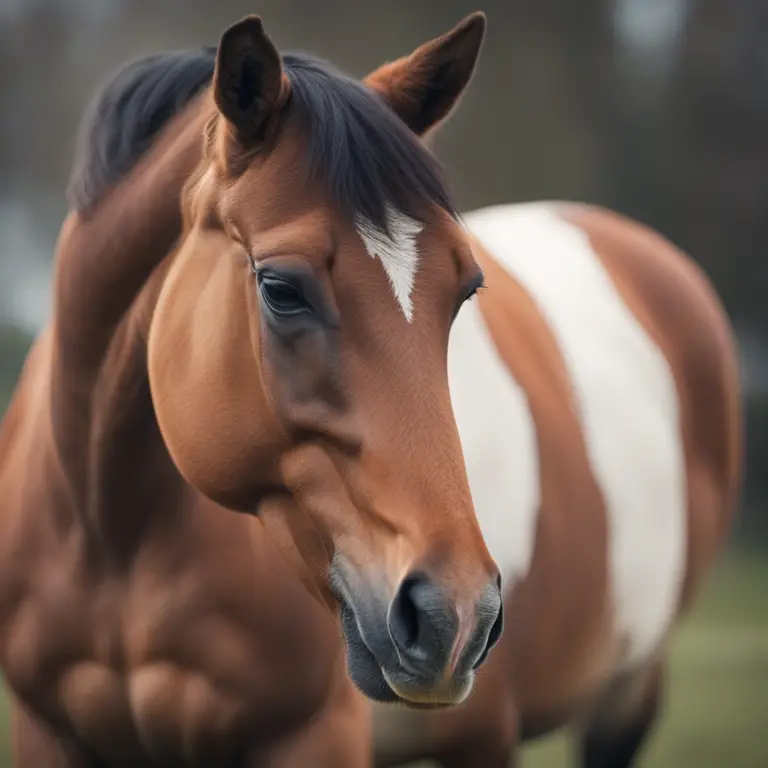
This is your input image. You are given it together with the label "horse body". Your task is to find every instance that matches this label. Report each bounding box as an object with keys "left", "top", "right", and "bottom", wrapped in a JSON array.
[{"left": 371, "top": 201, "right": 741, "bottom": 767}]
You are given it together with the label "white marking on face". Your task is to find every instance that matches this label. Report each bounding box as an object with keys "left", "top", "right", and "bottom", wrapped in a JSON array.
[
  {"left": 462, "top": 202, "right": 687, "bottom": 669},
  {"left": 356, "top": 204, "right": 423, "bottom": 322}
]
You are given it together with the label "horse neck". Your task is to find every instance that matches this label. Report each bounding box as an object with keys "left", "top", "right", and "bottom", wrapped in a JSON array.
[
  {"left": 48, "top": 95, "right": 214, "bottom": 542},
  {"left": 52, "top": 94, "right": 213, "bottom": 366},
  {"left": 83, "top": 262, "right": 188, "bottom": 557}
]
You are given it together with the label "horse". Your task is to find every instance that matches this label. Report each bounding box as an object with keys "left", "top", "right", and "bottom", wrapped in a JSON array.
[
  {"left": 0, "top": 13, "right": 505, "bottom": 766},
  {"left": 369, "top": 201, "right": 742, "bottom": 767}
]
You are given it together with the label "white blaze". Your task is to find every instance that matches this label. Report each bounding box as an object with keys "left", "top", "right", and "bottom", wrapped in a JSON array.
[{"left": 356, "top": 203, "right": 423, "bottom": 322}]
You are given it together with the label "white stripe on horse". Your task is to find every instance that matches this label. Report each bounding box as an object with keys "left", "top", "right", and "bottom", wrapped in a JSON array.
[
  {"left": 459, "top": 202, "right": 688, "bottom": 667},
  {"left": 448, "top": 297, "right": 541, "bottom": 586},
  {"left": 356, "top": 204, "right": 423, "bottom": 322}
]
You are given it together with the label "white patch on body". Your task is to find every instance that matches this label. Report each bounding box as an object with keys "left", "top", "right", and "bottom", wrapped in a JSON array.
[
  {"left": 447, "top": 298, "right": 541, "bottom": 585},
  {"left": 462, "top": 202, "right": 688, "bottom": 668},
  {"left": 356, "top": 204, "right": 423, "bottom": 322}
]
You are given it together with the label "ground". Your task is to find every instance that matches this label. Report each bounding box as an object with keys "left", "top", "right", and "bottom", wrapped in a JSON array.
[{"left": 0, "top": 549, "right": 764, "bottom": 766}]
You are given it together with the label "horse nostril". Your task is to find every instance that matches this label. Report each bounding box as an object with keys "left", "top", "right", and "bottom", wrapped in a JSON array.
[
  {"left": 388, "top": 573, "right": 501, "bottom": 677},
  {"left": 388, "top": 571, "right": 460, "bottom": 672},
  {"left": 388, "top": 574, "right": 428, "bottom": 661},
  {"left": 488, "top": 599, "right": 504, "bottom": 647},
  {"left": 472, "top": 593, "right": 504, "bottom": 670}
]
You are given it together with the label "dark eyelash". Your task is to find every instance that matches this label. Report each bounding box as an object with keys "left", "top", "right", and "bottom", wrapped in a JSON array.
[{"left": 467, "top": 283, "right": 486, "bottom": 300}]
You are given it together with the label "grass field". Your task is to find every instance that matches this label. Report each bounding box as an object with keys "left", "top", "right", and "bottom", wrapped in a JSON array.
[{"left": 0, "top": 549, "right": 763, "bottom": 766}]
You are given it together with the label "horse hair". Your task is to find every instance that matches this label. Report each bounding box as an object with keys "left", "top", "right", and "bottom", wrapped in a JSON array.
[
  {"left": 67, "top": 48, "right": 217, "bottom": 213},
  {"left": 67, "top": 46, "right": 457, "bottom": 233}
]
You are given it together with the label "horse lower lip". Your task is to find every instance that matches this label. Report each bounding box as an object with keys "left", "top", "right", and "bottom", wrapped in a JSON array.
[{"left": 380, "top": 665, "right": 472, "bottom": 706}]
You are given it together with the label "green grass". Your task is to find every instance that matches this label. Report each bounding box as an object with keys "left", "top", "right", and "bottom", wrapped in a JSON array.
[{"left": 0, "top": 550, "right": 764, "bottom": 766}]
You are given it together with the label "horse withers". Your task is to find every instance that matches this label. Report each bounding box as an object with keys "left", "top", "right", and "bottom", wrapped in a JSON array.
[
  {"left": 371, "top": 201, "right": 742, "bottom": 767},
  {"left": 0, "top": 13, "right": 501, "bottom": 766}
]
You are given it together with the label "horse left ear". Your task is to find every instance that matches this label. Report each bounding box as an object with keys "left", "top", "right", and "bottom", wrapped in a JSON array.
[
  {"left": 364, "top": 11, "right": 486, "bottom": 136},
  {"left": 213, "top": 15, "right": 290, "bottom": 141}
]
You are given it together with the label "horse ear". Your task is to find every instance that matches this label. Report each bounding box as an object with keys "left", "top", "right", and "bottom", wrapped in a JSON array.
[
  {"left": 213, "top": 15, "right": 289, "bottom": 140},
  {"left": 364, "top": 12, "right": 486, "bottom": 136}
]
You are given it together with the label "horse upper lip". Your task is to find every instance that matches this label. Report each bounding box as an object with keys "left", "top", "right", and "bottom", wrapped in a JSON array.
[{"left": 336, "top": 581, "right": 397, "bottom": 669}]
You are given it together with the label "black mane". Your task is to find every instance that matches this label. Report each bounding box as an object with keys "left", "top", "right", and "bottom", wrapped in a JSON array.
[
  {"left": 282, "top": 53, "right": 457, "bottom": 229},
  {"left": 67, "top": 48, "right": 216, "bottom": 212},
  {"left": 67, "top": 47, "right": 457, "bottom": 231}
]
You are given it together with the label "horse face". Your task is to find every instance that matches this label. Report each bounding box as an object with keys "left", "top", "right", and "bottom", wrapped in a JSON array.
[{"left": 148, "top": 12, "right": 502, "bottom": 706}]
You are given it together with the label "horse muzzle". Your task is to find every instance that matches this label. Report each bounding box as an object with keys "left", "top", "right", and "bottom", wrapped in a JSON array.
[{"left": 332, "top": 563, "right": 503, "bottom": 707}]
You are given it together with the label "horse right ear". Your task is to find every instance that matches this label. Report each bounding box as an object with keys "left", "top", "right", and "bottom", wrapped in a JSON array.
[
  {"left": 364, "top": 12, "right": 486, "bottom": 137},
  {"left": 213, "top": 15, "right": 290, "bottom": 142}
]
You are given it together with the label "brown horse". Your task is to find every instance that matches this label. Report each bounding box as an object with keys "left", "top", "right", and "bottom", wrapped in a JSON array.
[
  {"left": 370, "top": 201, "right": 743, "bottom": 767},
  {"left": 0, "top": 13, "right": 504, "bottom": 767}
]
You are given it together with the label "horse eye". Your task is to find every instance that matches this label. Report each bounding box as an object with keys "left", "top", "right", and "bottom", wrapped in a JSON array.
[{"left": 258, "top": 274, "right": 312, "bottom": 319}]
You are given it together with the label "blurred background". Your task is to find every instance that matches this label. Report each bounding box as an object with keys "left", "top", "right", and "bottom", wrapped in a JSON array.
[{"left": 0, "top": 0, "right": 765, "bottom": 765}]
